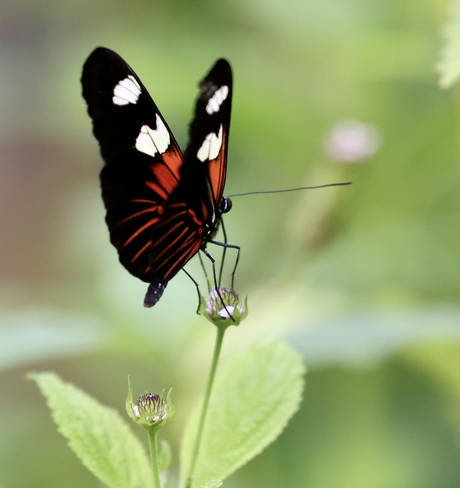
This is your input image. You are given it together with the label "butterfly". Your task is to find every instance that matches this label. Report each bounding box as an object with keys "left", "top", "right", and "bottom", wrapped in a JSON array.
[{"left": 81, "top": 47, "right": 235, "bottom": 308}]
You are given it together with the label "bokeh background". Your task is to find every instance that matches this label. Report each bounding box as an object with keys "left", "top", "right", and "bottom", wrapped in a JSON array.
[{"left": 2, "top": 1, "right": 460, "bottom": 487}]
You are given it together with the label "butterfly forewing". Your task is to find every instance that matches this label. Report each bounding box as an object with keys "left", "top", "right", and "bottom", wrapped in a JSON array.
[
  {"left": 82, "top": 48, "right": 184, "bottom": 282},
  {"left": 184, "top": 59, "right": 233, "bottom": 213},
  {"left": 81, "top": 48, "right": 233, "bottom": 307}
]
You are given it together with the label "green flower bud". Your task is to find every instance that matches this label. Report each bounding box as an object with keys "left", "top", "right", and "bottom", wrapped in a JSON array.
[{"left": 126, "top": 380, "right": 174, "bottom": 432}]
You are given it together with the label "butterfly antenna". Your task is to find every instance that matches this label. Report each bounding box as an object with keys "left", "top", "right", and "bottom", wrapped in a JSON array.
[{"left": 228, "top": 181, "right": 352, "bottom": 198}]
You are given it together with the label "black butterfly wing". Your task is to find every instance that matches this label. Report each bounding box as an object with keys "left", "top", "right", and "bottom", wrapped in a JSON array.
[{"left": 82, "top": 47, "right": 184, "bottom": 286}]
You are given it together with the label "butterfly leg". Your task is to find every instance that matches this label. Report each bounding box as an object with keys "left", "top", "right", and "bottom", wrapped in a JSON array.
[
  {"left": 201, "top": 247, "right": 235, "bottom": 322},
  {"left": 209, "top": 240, "right": 241, "bottom": 289},
  {"left": 198, "top": 252, "right": 212, "bottom": 294},
  {"left": 182, "top": 268, "right": 203, "bottom": 315},
  {"left": 215, "top": 219, "right": 241, "bottom": 288}
]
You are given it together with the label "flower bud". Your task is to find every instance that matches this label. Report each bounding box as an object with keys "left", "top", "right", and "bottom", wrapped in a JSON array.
[
  {"left": 200, "top": 288, "right": 248, "bottom": 328},
  {"left": 126, "top": 381, "right": 174, "bottom": 432}
]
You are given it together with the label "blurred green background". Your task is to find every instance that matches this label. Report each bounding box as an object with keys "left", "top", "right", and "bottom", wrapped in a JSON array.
[{"left": 2, "top": 0, "right": 460, "bottom": 487}]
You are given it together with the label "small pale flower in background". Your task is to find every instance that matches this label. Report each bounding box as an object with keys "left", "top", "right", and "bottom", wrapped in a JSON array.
[{"left": 323, "top": 118, "right": 381, "bottom": 162}]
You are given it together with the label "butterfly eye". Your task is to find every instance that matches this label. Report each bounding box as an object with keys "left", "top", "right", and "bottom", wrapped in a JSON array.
[{"left": 220, "top": 197, "right": 232, "bottom": 214}]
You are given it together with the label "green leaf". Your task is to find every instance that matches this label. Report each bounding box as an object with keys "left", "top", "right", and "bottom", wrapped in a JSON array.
[
  {"left": 180, "top": 340, "right": 305, "bottom": 487},
  {"left": 30, "top": 372, "right": 153, "bottom": 488},
  {"left": 437, "top": 0, "right": 460, "bottom": 88}
]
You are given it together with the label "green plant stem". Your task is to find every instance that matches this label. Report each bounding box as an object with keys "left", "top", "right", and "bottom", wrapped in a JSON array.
[
  {"left": 148, "top": 429, "right": 161, "bottom": 488},
  {"left": 186, "top": 325, "right": 228, "bottom": 488}
]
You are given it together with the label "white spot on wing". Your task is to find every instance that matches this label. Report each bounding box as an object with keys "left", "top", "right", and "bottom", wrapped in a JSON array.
[
  {"left": 205, "top": 86, "right": 229, "bottom": 114},
  {"left": 113, "top": 75, "right": 141, "bottom": 106},
  {"left": 135, "top": 114, "right": 170, "bottom": 157},
  {"left": 197, "top": 124, "right": 223, "bottom": 162}
]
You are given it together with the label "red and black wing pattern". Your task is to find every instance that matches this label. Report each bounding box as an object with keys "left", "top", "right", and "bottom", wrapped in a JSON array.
[
  {"left": 82, "top": 48, "right": 183, "bottom": 283},
  {"left": 81, "top": 48, "right": 233, "bottom": 307},
  {"left": 145, "top": 59, "right": 233, "bottom": 293}
]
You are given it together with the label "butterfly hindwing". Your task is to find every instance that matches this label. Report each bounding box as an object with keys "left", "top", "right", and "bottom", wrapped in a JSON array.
[{"left": 81, "top": 49, "right": 233, "bottom": 307}]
